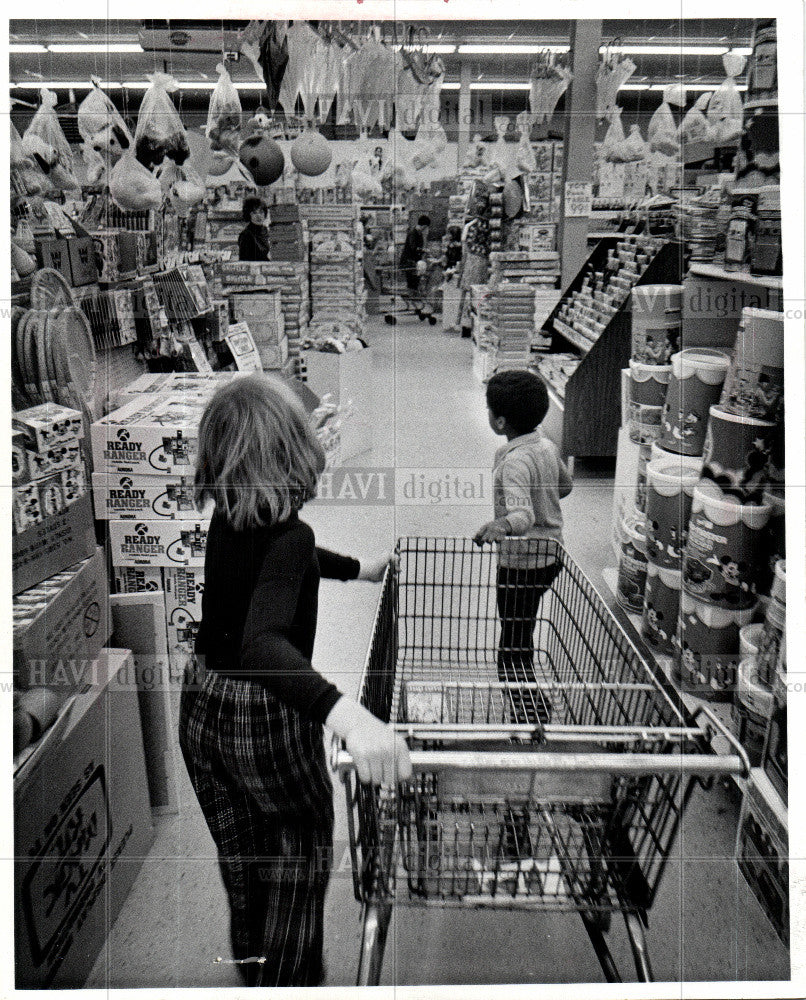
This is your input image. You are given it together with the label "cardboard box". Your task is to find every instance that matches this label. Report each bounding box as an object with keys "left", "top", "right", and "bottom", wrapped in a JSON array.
[
  {"left": 13, "top": 549, "right": 111, "bottom": 692},
  {"left": 110, "top": 593, "right": 181, "bottom": 813},
  {"left": 117, "top": 371, "right": 246, "bottom": 399},
  {"left": 303, "top": 347, "right": 373, "bottom": 461},
  {"left": 108, "top": 518, "right": 210, "bottom": 568},
  {"left": 13, "top": 493, "right": 97, "bottom": 596},
  {"left": 67, "top": 236, "right": 99, "bottom": 286},
  {"left": 269, "top": 204, "right": 301, "bottom": 224},
  {"left": 35, "top": 237, "right": 72, "bottom": 282},
  {"left": 90, "top": 394, "right": 206, "bottom": 475},
  {"left": 12, "top": 433, "right": 30, "bottom": 485},
  {"left": 736, "top": 768, "right": 788, "bottom": 946},
  {"left": 163, "top": 565, "right": 205, "bottom": 675},
  {"left": 26, "top": 441, "right": 82, "bottom": 481},
  {"left": 13, "top": 484, "right": 43, "bottom": 533},
  {"left": 14, "top": 648, "right": 154, "bottom": 987},
  {"left": 14, "top": 403, "right": 84, "bottom": 451},
  {"left": 113, "top": 566, "right": 164, "bottom": 594},
  {"left": 92, "top": 471, "right": 212, "bottom": 520}
]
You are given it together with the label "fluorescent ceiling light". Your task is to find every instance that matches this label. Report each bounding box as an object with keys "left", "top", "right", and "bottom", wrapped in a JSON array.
[
  {"left": 392, "top": 43, "right": 456, "bottom": 54},
  {"left": 601, "top": 44, "right": 745, "bottom": 56},
  {"left": 174, "top": 81, "right": 216, "bottom": 90},
  {"left": 47, "top": 42, "right": 143, "bottom": 53},
  {"left": 620, "top": 82, "right": 747, "bottom": 92},
  {"left": 121, "top": 81, "right": 152, "bottom": 90},
  {"left": 470, "top": 81, "right": 531, "bottom": 91},
  {"left": 458, "top": 44, "right": 569, "bottom": 54},
  {"left": 441, "top": 82, "right": 460, "bottom": 90},
  {"left": 233, "top": 81, "right": 266, "bottom": 91},
  {"left": 9, "top": 43, "right": 49, "bottom": 53},
  {"left": 10, "top": 80, "right": 122, "bottom": 89}
]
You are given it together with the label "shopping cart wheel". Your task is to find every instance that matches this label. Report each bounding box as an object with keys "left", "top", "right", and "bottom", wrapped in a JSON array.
[
  {"left": 384, "top": 314, "right": 397, "bottom": 325},
  {"left": 428, "top": 315, "right": 437, "bottom": 326}
]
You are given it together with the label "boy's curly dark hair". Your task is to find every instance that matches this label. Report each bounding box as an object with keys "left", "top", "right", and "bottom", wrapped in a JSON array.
[
  {"left": 242, "top": 196, "right": 268, "bottom": 221},
  {"left": 486, "top": 370, "right": 549, "bottom": 435}
]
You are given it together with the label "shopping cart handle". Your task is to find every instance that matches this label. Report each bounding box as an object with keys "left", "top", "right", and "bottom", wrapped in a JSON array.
[
  {"left": 331, "top": 747, "right": 748, "bottom": 779},
  {"left": 691, "top": 703, "right": 751, "bottom": 778}
]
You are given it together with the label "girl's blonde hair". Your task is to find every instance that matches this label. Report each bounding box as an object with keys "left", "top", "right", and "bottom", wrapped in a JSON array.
[{"left": 194, "top": 374, "right": 326, "bottom": 531}]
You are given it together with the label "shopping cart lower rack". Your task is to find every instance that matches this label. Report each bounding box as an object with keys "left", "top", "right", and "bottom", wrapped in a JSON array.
[{"left": 333, "top": 537, "right": 749, "bottom": 985}]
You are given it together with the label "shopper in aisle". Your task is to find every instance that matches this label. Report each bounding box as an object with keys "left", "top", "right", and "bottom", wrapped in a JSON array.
[
  {"left": 474, "top": 370, "right": 573, "bottom": 722},
  {"left": 179, "top": 374, "right": 411, "bottom": 987},
  {"left": 238, "top": 196, "right": 270, "bottom": 261},
  {"left": 399, "top": 213, "right": 432, "bottom": 318},
  {"left": 458, "top": 214, "right": 490, "bottom": 337}
]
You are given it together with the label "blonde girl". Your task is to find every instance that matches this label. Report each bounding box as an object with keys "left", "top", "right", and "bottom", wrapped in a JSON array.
[{"left": 179, "top": 374, "right": 410, "bottom": 987}]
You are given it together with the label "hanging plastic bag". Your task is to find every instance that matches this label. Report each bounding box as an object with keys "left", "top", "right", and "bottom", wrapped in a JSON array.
[
  {"left": 78, "top": 79, "right": 132, "bottom": 146},
  {"left": 168, "top": 164, "right": 206, "bottom": 216},
  {"left": 679, "top": 92, "right": 715, "bottom": 147},
  {"left": 110, "top": 151, "right": 163, "bottom": 211},
  {"left": 648, "top": 98, "right": 679, "bottom": 156},
  {"left": 623, "top": 124, "right": 649, "bottom": 162},
  {"left": 206, "top": 63, "right": 242, "bottom": 154},
  {"left": 529, "top": 55, "right": 573, "bottom": 124},
  {"left": 134, "top": 72, "right": 190, "bottom": 171},
  {"left": 351, "top": 163, "right": 383, "bottom": 200},
  {"left": 602, "top": 109, "right": 626, "bottom": 162},
  {"left": 707, "top": 52, "right": 746, "bottom": 145},
  {"left": 596, "top": 50, "right": 636, "bottom": 120},
  {"left": 81, "top": 142, "right": 107, "bottom": 185},
  {"left": 22, "top": 88, "right": 80, "bottom": 190},
  {"left": 515, "top": 112, "right": 537, "bottom": 175},
  {"left": 11, "top": 123, "right": 49, "bottom": 195},
  {"left": 411, "top": 120, "right": 447, "bottom": 170}
]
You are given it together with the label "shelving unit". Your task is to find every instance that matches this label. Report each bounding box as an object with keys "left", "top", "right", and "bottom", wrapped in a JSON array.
[
  {"left": 536, "top": 236, "right": 682, "bottom": 459},
  {"left": 688, "top": 261, "right": 783, "bottom": 291}
]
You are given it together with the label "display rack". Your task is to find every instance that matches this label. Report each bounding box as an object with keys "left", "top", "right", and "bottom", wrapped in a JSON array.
[{"left": 538, "top": 237, "right": 682, "bottom": 459}]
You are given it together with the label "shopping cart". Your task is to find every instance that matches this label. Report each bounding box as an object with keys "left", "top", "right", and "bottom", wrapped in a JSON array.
[
  {"left": 377, "top": 259, "right": 443, "bottom": 326},
  {"left": 332, "top": 537, "right": 749, "bottom": 985}
]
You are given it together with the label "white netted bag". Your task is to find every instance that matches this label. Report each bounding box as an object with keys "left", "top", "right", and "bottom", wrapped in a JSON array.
[
  {"left": 23, "top": 88, "right": 80, "bottom": 190},
  {"left": 707, "top": 52, "right": 746, "bottom": 145}
]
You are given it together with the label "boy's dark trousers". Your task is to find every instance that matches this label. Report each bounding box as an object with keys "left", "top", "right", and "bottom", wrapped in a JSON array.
[{"left": 496, "top": 562, "right": 561, "bottom": 724}]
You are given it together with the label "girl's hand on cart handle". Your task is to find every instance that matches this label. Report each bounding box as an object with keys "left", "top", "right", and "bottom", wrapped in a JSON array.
[
  {"left": 358, "top": 552, "right": 399, "bottom": 582},
  {"left": 474, "top": 519, "right": 508, "bottom": 545},
  {"left": 326, "top": 698, "right": 413, "bottom": 785}
]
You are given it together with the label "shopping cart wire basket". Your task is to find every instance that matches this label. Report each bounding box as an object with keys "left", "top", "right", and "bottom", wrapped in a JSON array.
[{"left": 332, "top": 537, "right": 749, "bottom": 985}]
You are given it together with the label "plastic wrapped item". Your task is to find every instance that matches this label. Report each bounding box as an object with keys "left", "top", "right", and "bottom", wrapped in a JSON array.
[
  {"left": 707, "top": 53, "right": 746, "bottom": 145},
  {"left": 679, "top": 93, "right": 714, "bottom": 147},
  {"left": 515, "top": 112, "right": 537, "bottom": 174},
  {"left": 159, "top": 160, "right": 206, "bottom": 215},
  {"left": 134, "top": 72, "right": 191, "bottom": 171},
  {"left": 11, "top": 123, "right": 49, "bottom": 196},
  {"left": 78, "top": 80, "right": 132, "bottom": 148},
  {"left": 351, "top": 164, "right": 383, "bottom": 200},
  {"left": 596, "top": 51, "right": 636, "bottom": 119},
  {"left": 648, "top": 99, "right": 680, "bottom": 156},
  {"left": 529, "top": 54, "right": 573, "bottom": 124},
  {"left": 81, "top": 142, "right": 107, "bottom": 184},
  {"left": 22, "top": 88, "right": 80, "bottom": 190},
  {"left": 206, "top": 63, "right": 242, "bottom": 153},
  {"left": 623, "top": 124, "right": 649, "bottom": 162},
  {"left": 602, "top": 108, "right": 627, "bottom": 162},
  {"left": 110, "top": 151, "right": 163, "bottom": 211},
  {"left": 411, "top": 120, "right": 448, "bottom": 170}
]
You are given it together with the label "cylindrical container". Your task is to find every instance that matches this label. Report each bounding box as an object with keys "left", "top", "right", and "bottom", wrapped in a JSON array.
[
  {"left": 740, "top": 622, "right": 766, "bottom": 662},
  {"left": 751, "top": 211, "right": 782, "bottom": 276},
  {"left": 720, "top": 308, "right": 784, "bottom": 422},
  {"left": 630, "top": 359, "right": 672, "bottom": 408},
  {"left": 617, "top": 519, "right": 648, "bottom": 613},
  {"left": 700, "top": 405, "right": 777, "bottom": 501},
  {"left": 631, "top": 284, "right": 683, "bottom": 364},
  {"left": 675, "top": 590, "right": 756, "bottom": 699},
  {"left": 747, "top": 20, "right": 777, "bottom": 101},
  {"left": 650, "top": 441, "right": 705, "bottom": 473},
  {"left": 645, "top": 459, "right": 701, "bottom": 568},
  {"left": 762, "top": 487, "right": 786, "bottom": 589},
  {"left": 733, "top": 657, "right": 774, "bottom": 765},
  {"left": 659, "top": 349, "right": 730, "bottom": 456},
  {"left": 757, "top": 560, "right": 786, "bottom": 686},
  {"left": 682, "top": 482, "right": 771, "bottom": 609},
  {"left": 629, "top": 404, "right": 664, "bottom": 446},
  {"left": 642, "top": 563, "right": 681, "bottom": 654},
  {"left": 634, "top": 444, "right": 653, "bottom": 514}
]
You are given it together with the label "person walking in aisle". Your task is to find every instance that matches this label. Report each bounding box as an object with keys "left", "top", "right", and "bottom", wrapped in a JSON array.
[
  {"left": 398, "top": 213, "right": 432, "bottom": 319},
  {"left": 474, "top": 370, "right": 573, "bottom": 723},
  {"left": 179, "top": 374, "right": 411, "bottom": 987},
  {"left": 238, "top": 196, "right": 270, "bottom": 261}
]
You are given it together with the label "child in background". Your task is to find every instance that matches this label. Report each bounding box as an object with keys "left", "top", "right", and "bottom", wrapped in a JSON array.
[
  {"left": 474, "top": 370, "right": 573, "bottom": 723},
  {"left": 179, "top": 374, "right": 411, "bottom": 987}
]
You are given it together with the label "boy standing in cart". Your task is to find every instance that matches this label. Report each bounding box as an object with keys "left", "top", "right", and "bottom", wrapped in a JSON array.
[{"left": 474, "top": 369, "right": 573, "bottom": 723}]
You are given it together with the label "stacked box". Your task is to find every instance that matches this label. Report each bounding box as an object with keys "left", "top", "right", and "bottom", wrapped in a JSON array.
[
  {"left": 491, "top": 284, "right": 536, "bottom": 357},
  {"left": 489, "top": 250, "right": 560, "bottom": 288},
  {"left": 307, "top": 218, "right": 366, "bottom": 327},
  {"left": 12, "top": 404, "right": 88, "bottom": 535},
  {"left": 117, "top": 371, "right": 248, "bottom": 400},
  {"left": 218, "top": 261, "right": 309, "bottom": 360},
  {"left": 229, "top": 291, "right": 288, "bottom": 370}
]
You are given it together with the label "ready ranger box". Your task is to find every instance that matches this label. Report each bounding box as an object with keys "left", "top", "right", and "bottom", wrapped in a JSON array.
[
  {"left": 163, "top": 565, "right": 205, "bottom": 676},
  {"left": 90, "top": 393, "right": 206, "bottom": 475},
  {"left": 14, "top": 648, "right": 154, "bottom": 988},
  {"left": 108, "top": 518, "right": 210, "bottom": 569},
  {"left": 92, "top": 472, "right": 212, "bottom": 521},
  {"left": 13, "top": 548, "right": 111, "bottom": 692}
]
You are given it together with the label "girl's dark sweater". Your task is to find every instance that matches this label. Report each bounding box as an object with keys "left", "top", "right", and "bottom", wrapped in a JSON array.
[{"left": 195, "top": 509, "right": 360, "bottom": 724}]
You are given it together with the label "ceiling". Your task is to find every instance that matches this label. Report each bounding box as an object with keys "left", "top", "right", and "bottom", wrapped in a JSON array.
[{"left": 9, "top": 17, "right": 757, "bottom": 129}]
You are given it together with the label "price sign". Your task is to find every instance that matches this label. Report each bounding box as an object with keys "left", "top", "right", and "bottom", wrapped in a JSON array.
[{"left": 564, "top": 181, "right": 593, "bottom": 218}]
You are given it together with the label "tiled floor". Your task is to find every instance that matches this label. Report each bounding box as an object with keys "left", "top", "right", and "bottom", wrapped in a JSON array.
[{"left": 85, "top": 316, "right": 789, "bottom": 989}]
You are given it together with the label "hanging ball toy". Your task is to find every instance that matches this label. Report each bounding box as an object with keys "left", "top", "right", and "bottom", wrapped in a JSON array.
[
  {"left": 290, "top": 129, "right": 332, "bottom": 176},
  {"left": 239, "top": 134, "right": 285, "bottom": 186}
]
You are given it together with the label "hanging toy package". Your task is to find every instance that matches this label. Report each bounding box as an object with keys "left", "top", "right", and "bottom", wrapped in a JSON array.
[
  {"left": 110, "top": 151, "right": 164, "bottom": 211},
  {"left": 22, "top": 88, "right": 80, "bottom": 191},
  {"left": 135, "top": 72, "right": 191, "bottom": 171},
  {"left": 679, "top": 92, "right": 715, "bottom": 147},
  {"left": 78, "top": 79, "right": 132, "bottom": 151},
  {"left": 648, "top": 87, "right": 681, "bottom": 156},
  {"left": 515, "top": 112, "right": 538, "bottom": 175},
  {"left": 411, "top": 120, "right": 448, "bottom": 171},
  {"left": 602, "top": 108, "right": 627, "bottom": 162},
  {"left": 11, "top": 123, "right": 49, "bottom": 196},
  {"left": 623, "top": 124, "right": 649, "bottom": 162},
  {"left": 707, "top": 52, "right": 746, "bottom": 146},
  {"left": 206, "top": 63, "right": 242, "bottom": 154}
]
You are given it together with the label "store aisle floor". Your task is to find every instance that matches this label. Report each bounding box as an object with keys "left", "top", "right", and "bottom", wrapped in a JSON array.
[{"left": 86, "top": 317, "right": 789, "bottom": 989}]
